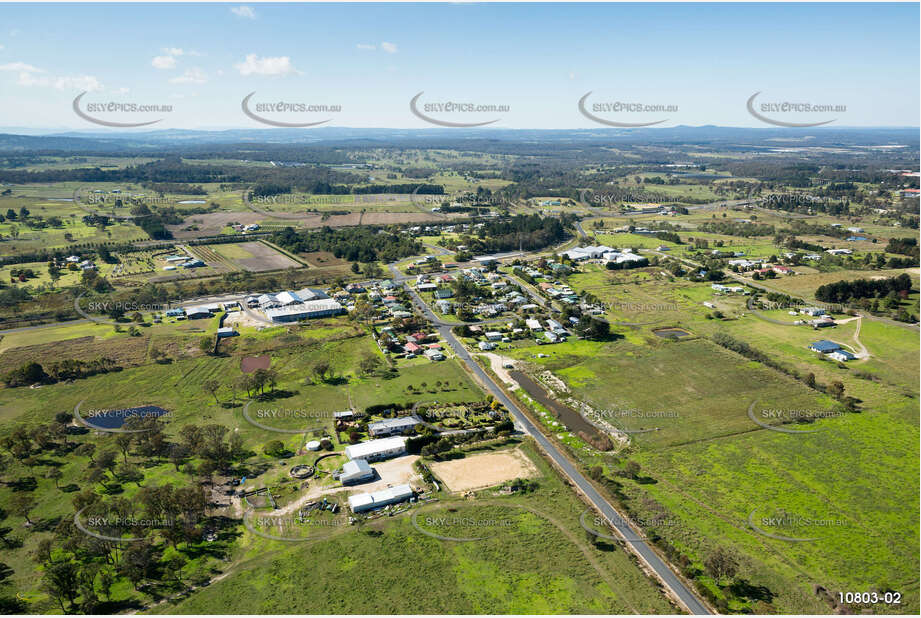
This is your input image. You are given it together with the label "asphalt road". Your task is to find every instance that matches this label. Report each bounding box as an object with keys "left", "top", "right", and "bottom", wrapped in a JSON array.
[{"left": 396, "top": 269, "right": 710, "bottom": 615}]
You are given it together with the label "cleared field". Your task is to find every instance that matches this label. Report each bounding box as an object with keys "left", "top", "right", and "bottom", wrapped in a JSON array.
[
  {"left": 430, "top": 448, "right": 540, "bottom": 492},
  {"left": 202, "top": 241, "right": 301, "bottom": 272},
  {"left": 751, "top": 267, "right": 920, "bottom": 300}
]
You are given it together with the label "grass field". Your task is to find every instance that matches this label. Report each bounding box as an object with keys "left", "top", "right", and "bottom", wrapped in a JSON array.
[{"left": 507, "top": 269, "right": 921, "bottom": 613}]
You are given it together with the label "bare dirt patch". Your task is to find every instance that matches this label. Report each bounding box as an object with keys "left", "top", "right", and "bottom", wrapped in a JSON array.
[
  {"left": 300, "top": 251, "right": 348, "bottom": 268},
  {"left": 240, "top": 355, "right": 271, "bottom": 373},
  {"left": 429, "top": 448, "right": 539, "bottom": 493}
]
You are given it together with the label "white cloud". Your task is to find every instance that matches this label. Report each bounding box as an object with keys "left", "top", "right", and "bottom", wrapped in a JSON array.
[
  {"left": 356, "top": 43, "right": 376, "bottom": 51},
  {"left": 170, "top": 68, "right": 207, "bottom": 84},
  {"left": 0, "top": 44, "right": 5, "bottom": 51},
  {"left": 151, "top": 55, "right": 177, "bottom": 69},
  {"left": 231, "top": 6, "right": 256, "bottom": 19},
  {"left": 0, "top": 62, "right": 44, "bottom": 73},
  {"left": 234, "top": 54, "right": 299, "bottom": 76},
  {"left": 53, "top": 75, "right": 103, "bottom": 91},
  {"left": 17, "top": 71, "right": 101, "bottom": 91},
  {"left": 0, "top": 60, "right": 99, "bottom": 90},
  {"left": 380, "top": 41, "right": 398, "bottom": 54},
  {"left": 163, "top": 47, "right": 185, "bottom": 57}
]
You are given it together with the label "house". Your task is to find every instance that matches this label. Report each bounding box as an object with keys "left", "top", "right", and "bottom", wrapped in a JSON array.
[
  {"left": 525, "top": 318, "right": 543, "bottom": 331},
  {"left": 339, "top": 459, "right": 375, "bottom": 485},
  {"left": 368, "top": 415, "right": 422, "bottom": 438},
  {"left": 417, "top": 282, "right": 438, "bottom": 292},
  {"left": 434, "top": 288, "right": 454, "bottom": 299},
  {"left": 772, "top": 265, "right": 793, "bottom": 275},
  {"left": 810, "top": 317, "right": 835, "bottom": 328},
  {"left": 478, "top": 341, "right": 496, "bottom": 351},
  {"left": 184, "top": 306, "right": 211, "bottom": 319},
  {"left": 546, "top": 319, "right": 563, "bottom": 331},
  {"left": 847, "top": 227, "right": 864, "bottom": 233},
  {"left": 809, "top": 340, "right": 840, "bottom": 354},
  {"left": 333, "top": 410, "right": 357, "bottom": 421},
  {"left": 264, "top": 299, "right": 345, "bottom": 322},
  {"left": 344, "top": 436, "right": 408, "bottom": 462},
  {"left": 424, "top": 349, "right": 445, "bottom": 361},
  {"left": 826, "top": 249, "right": 853, "bottom": 256},
  {"left": 800, "top": 307, "right": 827, "bottom": 317},
  {"left": 828, "top": 350, "right": 857, "bottom": 362},
  {"left": 216, "top": 327, "right": 238, "bottom": 338},
  {"left": 165, "top": 308, "right": 185, "bottom": 318},
  {"left": 404, "top": 342, "right": 422, "bottom": 354},
  {"left": 544, "top": 331, "right": 559, "bottom": 343},
  {"left": 485, "top": 331, "right": 503, "bottom": 341},
  {"left": 222, "top": 301, "right": 241, "bottom": 311},
  {"left": 347, "top": 483, "right": 414, "bottom": 513}
]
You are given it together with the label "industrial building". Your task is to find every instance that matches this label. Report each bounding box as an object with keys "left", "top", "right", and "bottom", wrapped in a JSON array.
[
  {"left": 347, "top": 484, "right": 415, "bottom": 513},
  {"left": 264, "top": 298, "right": 345, "bottom": 322},
  {"left": 339, "top": 459, "right": 376, "bottom": 485},
  {"left": 344, "top": 436, "right": 408, "bottom": 462}
]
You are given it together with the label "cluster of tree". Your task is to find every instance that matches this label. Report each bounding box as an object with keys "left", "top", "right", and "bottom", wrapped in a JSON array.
[
  {"left": 815, "top": 273, "right": 912, "bottom": 303},
  {"left": 885, "top": 237, "right": 919, "bottom": 259},
  {"left": 270, "top": 225, "right": 422, "bottom": 263},
  {"left": 654, "top": 231, "right": 683, "bottom": 244},
  {"left": 698, "top": 221, "right": 775, "bottom": 237},
  {"left": 3, "top": 356, "right": 121, "bottom": 388},
  {"left": 466, "top": 214, "right": 574, "bottom": 254}
]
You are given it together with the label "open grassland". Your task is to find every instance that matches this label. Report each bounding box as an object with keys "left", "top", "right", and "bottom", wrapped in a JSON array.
[
  {"left": 516, "top": 270, "right": 920, "bottom": 613},
  {"left": 160, "top": 442, "right": 676, "bottom": 615}
]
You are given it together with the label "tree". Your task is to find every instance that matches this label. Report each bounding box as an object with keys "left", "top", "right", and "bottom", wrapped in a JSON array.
[
  {"left": 10, "top": 493, "right": 36, "bottom": 525},
  {"left": 311, "top": 360, "right": 331, "bottom": 384},
  {"left": 623, "top": 461, "right": 641, "bottom": 480},
  {"left": 47, "top": 467, "right": 63, "bottom": 489},
  {"left": 115, "top": 434, "right": 133, "bottom": 464},
  {"left": 41, "top": 561, "right": 79, "bottom": 612},
  {"left": 198, "top": 336, "right": 213, "bottom": 355},
  {"left": 203, "top": 379, "right": 221, "bottom": 404},
  {"left": 704, "top": 547, "right": 740, "bottom": 585}
]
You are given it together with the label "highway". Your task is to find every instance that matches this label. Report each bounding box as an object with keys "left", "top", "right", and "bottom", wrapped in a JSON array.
[{"left": 392, "top": 260, "right": 711, "bottom": 615}]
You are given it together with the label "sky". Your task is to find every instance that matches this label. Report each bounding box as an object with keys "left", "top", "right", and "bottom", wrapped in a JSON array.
[{"left": 0, "top": 2, "right": 918, "bottom": 131}]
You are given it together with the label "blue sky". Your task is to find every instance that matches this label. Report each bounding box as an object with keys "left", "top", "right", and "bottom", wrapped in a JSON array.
[{"left": 0, "top": 2, "right": 917, "bottom": 130}]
